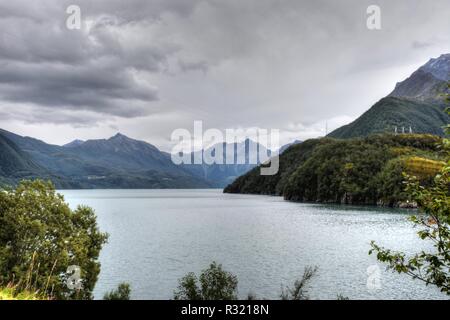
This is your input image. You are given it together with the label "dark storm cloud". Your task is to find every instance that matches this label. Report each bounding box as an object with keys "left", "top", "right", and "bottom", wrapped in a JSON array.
[
  {"left": 0, "top": 0, "right": 449, "bottom": 146},
  {"left": 0, "top": 57, "right": 158, "bottom": 117},
  {"left": 0, "top": 0, "right": 199, "bottom": 122}
]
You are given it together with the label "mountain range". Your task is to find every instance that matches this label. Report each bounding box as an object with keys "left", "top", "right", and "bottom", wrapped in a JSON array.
[
  {"left": 1, "top": 54, "right": 448, "bottom": 189},
  {"left": 329, "top": 54, "right": 450, "bottom": 138},
  {"left": 0, "top": 129, "right": 270, "bottom": 188},
  {"left": 181, "top": 139, "right": 271, "bottom": 187}
]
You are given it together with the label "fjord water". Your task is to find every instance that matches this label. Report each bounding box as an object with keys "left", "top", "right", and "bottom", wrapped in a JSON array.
[{"left": 60, "top": 189, "right": 445, "bottom": 300}]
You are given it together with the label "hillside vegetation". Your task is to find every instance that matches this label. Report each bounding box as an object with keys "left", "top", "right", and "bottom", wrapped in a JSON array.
[
  {"left": 224, "top": 134, "right": 445, "bottom": 206},
  {"left": 0, "top": 132, "right": 72, "bottom": 188},
  {"left": 0, "top": 133, "right": 42, "bottom": 178},
  {"left": 329, "top": 97, "right": 449, "bottom": 139}
]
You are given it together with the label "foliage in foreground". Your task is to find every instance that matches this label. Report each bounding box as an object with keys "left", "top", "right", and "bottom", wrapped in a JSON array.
[
  {"left": 370, "top": 95, "right": 450, "bottom": 295},
  {"left": 280, "top": 266, "right": 318, "bottom": 300},
  {"left": 174, "top": 262, "right": 238, "bottom": 300},
  {"left": 175, "top": 262, "right": 328, "bottom": 300},
  {"left": 103, "top": 283, "right": 131, "bottom": 300},
  {"left": 0, "top": 180, "right": 108, "bottom": 299},
  {"left": 0, "top": 285, "right": 47, "bottom": 300}
]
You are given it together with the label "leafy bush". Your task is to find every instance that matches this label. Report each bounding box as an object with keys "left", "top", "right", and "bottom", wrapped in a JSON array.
[
  {"left": 174, "top": 262, "right": 328, "bottom": 300},
  {"left": 280, "top": 266, "right": 318, "bottom": 300},
  {"left": 174, "top": 262, "right": 238, "bottom": 300},
  {"left": 370, "top": 158, "right": 450, "bottom": 294},
  {"left": 370, "top": 97, "right": 450, "bottom": 294},
  {"left": 103, "top": 283, "right": 131, "bottom": 300},
  {"left": 0, "top": 180, "right": 108, "bottom": 299}
]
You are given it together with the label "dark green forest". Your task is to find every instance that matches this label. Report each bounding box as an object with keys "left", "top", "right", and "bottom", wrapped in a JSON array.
[{"left": 224, "top": 134, "right": 445, "bottom": 206}]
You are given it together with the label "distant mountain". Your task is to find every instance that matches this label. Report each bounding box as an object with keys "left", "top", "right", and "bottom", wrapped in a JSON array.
[
  {"left": 64, "top": 139, "right": 84, "bottom": 148},
  {"left": 419, "top": 54, "right": 450, "bottom": 82},
  {"left": 0, "top": 128, "right": 105, "bottom": 180},
  {"left": 279, "top": 140, "right": 302, "bottom": 154},
  {"left": 0, "top": 130, "right": 211, "bottom": 189},
  {"left": 181, "top": 139, "right": 271, "bottom": 187},
  {"left": 0, "top": 129, "right": 277, "bottom": 189},
  {"left": 390, "top": 54, "right": 450, "bottom": 103},
  {"left": 329, "top": 54, "right": 450, "bottom": 139},
  {"left": 0, "top": 131, "right": 73, "bottom": 187},
  {"left": 66, "top": 133, "right": 173, "bottom": 172},
  {"left": 0, "top": 131, "right": 41, "bottom": 178}
]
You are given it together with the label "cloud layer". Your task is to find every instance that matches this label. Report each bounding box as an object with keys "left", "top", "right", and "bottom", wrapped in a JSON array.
[{"left": 0, "top": 0, "right": 449, "bottom": 148}]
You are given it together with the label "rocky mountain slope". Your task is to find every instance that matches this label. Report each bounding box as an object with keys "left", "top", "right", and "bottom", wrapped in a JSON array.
[{"left": 329, "top": 54, "right": 450, "bottom": 139}]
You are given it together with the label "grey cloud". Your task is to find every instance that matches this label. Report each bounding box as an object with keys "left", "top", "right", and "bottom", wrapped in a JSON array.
[
  {"left": 0, "top": 58, "right": 159, "bottom": 117},
  {"left": 0, "top": 0, "right": 193, "bottom": 121},
  {"left": 0, "top": 0, "right": 449, "bottom": 148},
  {"left": 412, "top": 41, "right": 434, "bottom": 49},
  {"left": 178, "top": 60, "right": 209, "bottom": 73},
  {"left": 0, "top": 104, "right": 105, "bottom": 127}
]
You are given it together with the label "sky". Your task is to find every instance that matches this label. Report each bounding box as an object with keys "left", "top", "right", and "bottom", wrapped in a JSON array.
[{"left": 0, "top": 0, "right": 449, "bottom": 151}]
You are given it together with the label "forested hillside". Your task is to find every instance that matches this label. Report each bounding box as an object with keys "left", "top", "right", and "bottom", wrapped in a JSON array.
[
  {"left": 224, "top": 134, "right": 445, "bottom": 206},
  {"left": 0, "top": 132, "right": 73, "bottom": 188},
  {"left": 329, "top": 97, "right": 448, "bottom": 139}
]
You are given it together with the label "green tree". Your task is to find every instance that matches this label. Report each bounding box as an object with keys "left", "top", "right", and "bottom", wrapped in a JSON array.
[
  {"left": 103, "top": 283, "right": 131, "bottom": 300},
  {"left": 375, "top": 158, "right": 407, "bottom": 206},
  {"left": 174, "top": 262, "right": 238, "bottom": 300},
  {"left": 0, "top": 180, "right": 108, "bottom": 299},
  {"left": 370, "top": 92, "right": 450, "bottom": 294},
  {"left": 280, "top": 266, "right": 318, "bottom": 300}
]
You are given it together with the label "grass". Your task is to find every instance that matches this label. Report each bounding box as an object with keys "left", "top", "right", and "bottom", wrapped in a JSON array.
[
  {"left": 0, "top": 252, "right": 54, "bottom": 300},
  {"left": 404, "top": 156, "right": 445, "bottom": 178},
  {"left": 0, "top": 285, "right": 44, "bottom": 300}
]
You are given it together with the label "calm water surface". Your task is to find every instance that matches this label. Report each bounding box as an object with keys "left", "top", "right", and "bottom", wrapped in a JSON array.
[{"left": 60, "top": 189, "right": 446, "bottom": 300}]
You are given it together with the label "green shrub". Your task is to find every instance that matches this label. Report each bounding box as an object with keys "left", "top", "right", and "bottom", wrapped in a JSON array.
[
  {"left": 0, "top": 180, "right": 108, "bottom": 300},
  {"left": 103, "top": 283, "right": 131, "bottom": 300},
  {"left": 174, "top": 262, "right": 238, "bottom": 300}
]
